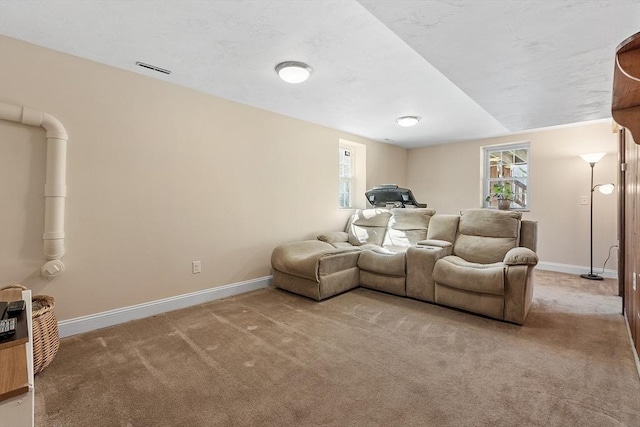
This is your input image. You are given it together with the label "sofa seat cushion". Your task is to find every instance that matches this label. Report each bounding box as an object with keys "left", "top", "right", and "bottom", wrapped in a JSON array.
[
  {"left": 271, "top": 240, "right": 359, "bottom": 281},
  {"left": 377, "top": 245, "right": 410, "bottom": 254},
  {"left": 358, "top": 249, "right": 406, "bottom": 276},
  {"left": 432, "top": 256, "right": 505, "bottom": 296}
]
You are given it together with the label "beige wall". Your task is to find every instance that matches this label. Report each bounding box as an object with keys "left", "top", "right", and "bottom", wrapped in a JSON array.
[
  {"left": 0, "top": 36, "right": 407, "bottom": 319},
  {"left": 0, "top": 35, "right": 620, "bottom": 322},
  {"left": 407, "top": 121, "right": 619, "bottom": 270}
]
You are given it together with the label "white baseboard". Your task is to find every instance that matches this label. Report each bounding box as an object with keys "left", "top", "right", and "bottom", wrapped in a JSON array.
[
  {"left": 57, "top": 276, "right": 272, "bottom": 338},
  {"left": 537, "top": 261, "right": 618, "bottom": 279}
]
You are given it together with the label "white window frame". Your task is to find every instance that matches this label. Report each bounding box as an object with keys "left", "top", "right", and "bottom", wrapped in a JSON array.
[
  {"left": 338, "top": 139, "right": 366, "bottom": 209},
  {"left": 482, "top": 142, "right": 530, "bottom": 210},
  {"left": 339, "top": 146, "right": 353, "bottom": 208}
]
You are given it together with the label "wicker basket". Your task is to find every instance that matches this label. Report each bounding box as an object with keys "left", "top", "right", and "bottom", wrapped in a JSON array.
[
  {"left": 32, "top": 294, "right": 60, "bottom": 374},
  {"left": 2, "top": 284, "right": 60, "bottom": 375}
]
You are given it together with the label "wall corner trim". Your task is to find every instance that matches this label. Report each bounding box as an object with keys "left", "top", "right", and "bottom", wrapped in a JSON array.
[{"left": 57, "top": 276, "right": 272, "bottom": 338}]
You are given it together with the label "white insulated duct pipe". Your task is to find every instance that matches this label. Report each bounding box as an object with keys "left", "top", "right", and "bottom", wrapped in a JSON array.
[{"left": 0, "top": 102, "right": 68, "bottom": 278}]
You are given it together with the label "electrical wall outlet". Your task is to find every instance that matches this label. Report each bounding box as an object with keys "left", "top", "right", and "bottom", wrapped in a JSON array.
[
  {"left": 580, "top": 196, "right": 588, "bottom": 205},
  {"left": 192, "top": 261, "right": 201, "bottom": 274}
]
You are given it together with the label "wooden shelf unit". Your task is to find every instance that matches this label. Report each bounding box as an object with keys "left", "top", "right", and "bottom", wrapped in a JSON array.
[
  {"left": 0, "top": 310, "right": 29, "bottom": 401},
  {"left": 0, "top": 287, "right": 34, "bottom": 426},
  {"left": 612, "top": 31, "right": 640, "bottom": 359},
  {"left": 612, "top": 32, "right": 640, "bottom": 142}
]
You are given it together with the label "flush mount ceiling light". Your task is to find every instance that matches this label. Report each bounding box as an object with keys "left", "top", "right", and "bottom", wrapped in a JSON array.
[
  {"left": 275, "top": 61, "right": 312, "bottom": 84},
  {"left": 396, "top": 116, "right": 421, "bottom": 127}
]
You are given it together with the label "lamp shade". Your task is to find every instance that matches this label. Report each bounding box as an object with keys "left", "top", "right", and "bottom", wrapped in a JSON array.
[
  {"left": 580, "top": 152, "right": 606, "bottom": 164},
  {"left": 597, "top": 183, "right": 615, "bottom": 194}
]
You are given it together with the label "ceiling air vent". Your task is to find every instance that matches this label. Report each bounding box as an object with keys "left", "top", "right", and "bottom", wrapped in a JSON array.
[{"left": 135, "top": 61, "right": 171, "bottom": 75}]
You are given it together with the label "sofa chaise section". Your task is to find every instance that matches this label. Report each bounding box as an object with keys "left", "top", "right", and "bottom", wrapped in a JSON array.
[{"left": 271, "top": 240, "right": 361, "bottom": 300}]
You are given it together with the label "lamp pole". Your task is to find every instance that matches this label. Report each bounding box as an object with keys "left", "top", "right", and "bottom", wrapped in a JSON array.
[
  {"left": 580, "top": 162, "right": 603, "bottom": 280},
  {"left": 579, "top": 152, "right": 614, "bottom": 281}
]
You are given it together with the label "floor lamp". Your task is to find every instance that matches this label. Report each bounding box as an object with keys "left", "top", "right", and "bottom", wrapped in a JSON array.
[{"left": 579, "top": 153, "right": 615, "bottom": 280}]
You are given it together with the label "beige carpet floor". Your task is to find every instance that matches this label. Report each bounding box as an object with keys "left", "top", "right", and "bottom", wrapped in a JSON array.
[{"left": 35, "top": 270, "right": 640, "bottom": 426}]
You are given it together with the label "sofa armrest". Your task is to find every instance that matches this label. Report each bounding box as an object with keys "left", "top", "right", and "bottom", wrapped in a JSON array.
[
  {"left": 331, "top": 241, "right": 358, "bottom": 249},
  {"left": 504, "top": 247, "right": 539, "bottom": 266},
  {"left": 503, "top": 248, "right": 537, "bottom": 324},
  {"left": 317, "top": 231, "right": 349, "bottom": 244},
  {"left": 406, "top": 245, "right": 452, "bottom": 302},
  {"left": 417, "top": 239, "right": 453, "bottom": 250}
]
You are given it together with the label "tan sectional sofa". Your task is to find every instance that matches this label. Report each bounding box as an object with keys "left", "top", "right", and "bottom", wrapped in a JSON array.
[{"left": 271, "top": 208, "right": 538, "bottom": 324}]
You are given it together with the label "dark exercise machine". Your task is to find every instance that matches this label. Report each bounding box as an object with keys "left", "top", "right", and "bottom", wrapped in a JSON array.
[{"left": 365, "top": 185, "right": 426, "bottom": 208}]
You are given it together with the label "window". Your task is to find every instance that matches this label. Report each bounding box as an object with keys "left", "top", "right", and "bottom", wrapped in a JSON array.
[
  {"left": 339, "top": 146, "right": 353, "bottom": 208},
  {"left": 483, "top": 142, "right": 529, "bottom": 210},
  {"left": 338, "top": 139, "right": 366, "bottom": 209}
]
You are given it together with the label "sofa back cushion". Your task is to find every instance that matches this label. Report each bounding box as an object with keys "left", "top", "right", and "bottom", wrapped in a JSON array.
[
  {"left": 520, "top": 220, "right": 538, "bottom": 252},
  {"left": 383, "top": 208, "right": 436, "bottom": 248},
  {"left": 426, "top": 214, "right": 460, "bottom": 243},
  {"left": 453, "top": 209, "right": 522, "bottom": 264},
  {"left": 346, "top": 209, "right": 392, "bottom": 246}
]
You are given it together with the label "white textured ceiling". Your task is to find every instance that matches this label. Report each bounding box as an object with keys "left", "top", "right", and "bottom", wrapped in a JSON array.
[{"left": 0, "top": 1, "right": 638, "bottom": 148}]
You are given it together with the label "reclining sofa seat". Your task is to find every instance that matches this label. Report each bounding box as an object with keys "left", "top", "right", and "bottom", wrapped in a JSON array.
[
  {"left": 270, "top": 208, "right": 435, "bottom": 300},
  {"left": 350, "top": 208, "right": 436, "bottom": 296},
  {"left": 414, "top": 209, "right": 538, "bottom": 325}
]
